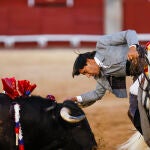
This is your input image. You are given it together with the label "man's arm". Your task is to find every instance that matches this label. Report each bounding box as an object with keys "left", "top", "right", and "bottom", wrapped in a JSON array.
[
  {"left": 71, "top": 77, "right": 108, "bottom": 106},
  {"left": 96, "top": 29, "right": 139, "bottom": 63},
  {"left": 127, "top": 44, "right": 139, "bottom": 63},
  {"left": 96, "top": 29, "right": 139, "bottom": 48}
]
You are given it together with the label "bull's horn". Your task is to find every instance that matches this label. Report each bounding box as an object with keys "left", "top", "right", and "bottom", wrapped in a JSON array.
[{"left": 60, "top": 107, "right": 85, "bottom": 123}]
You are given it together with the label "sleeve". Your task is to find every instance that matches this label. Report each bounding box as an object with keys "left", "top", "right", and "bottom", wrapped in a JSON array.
[
  {"left": 96, "top": 30, "right": 139, "bottom": 49},
  {"left": 80, "top": 77, "right": 109, "bottom": 104}
]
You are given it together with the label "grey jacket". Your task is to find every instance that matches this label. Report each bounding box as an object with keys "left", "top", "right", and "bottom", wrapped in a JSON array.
[{"left": 80, "top": 30, "right": 139, "bottom": 104}]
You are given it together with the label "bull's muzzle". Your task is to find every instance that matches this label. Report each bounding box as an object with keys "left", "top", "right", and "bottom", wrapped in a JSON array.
[{"left": 60, "top": 107, "right": 85, "bottom": 123}]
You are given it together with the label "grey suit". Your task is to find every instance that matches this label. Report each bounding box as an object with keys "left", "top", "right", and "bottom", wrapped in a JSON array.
[{"left": 80, "top": 30, "right": 139, "bottom": 104}]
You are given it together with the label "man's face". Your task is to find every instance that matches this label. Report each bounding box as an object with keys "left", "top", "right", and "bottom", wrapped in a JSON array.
[{"left": 79, "top": 59, "right": 100, "bottom": 78}]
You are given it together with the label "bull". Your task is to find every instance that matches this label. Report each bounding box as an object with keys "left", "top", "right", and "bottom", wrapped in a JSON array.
[{"left": 0, "top": 93, "right": 97, "bottom": 150}]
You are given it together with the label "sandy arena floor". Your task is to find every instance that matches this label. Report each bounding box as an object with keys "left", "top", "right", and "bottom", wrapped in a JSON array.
[{"left": 0, "top": 48, "right": 136, "bottom": 150}]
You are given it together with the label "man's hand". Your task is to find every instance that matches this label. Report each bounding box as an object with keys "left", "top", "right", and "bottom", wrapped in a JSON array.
[{"left": 127, "top": 45, "right": 139, "bottom": 64}]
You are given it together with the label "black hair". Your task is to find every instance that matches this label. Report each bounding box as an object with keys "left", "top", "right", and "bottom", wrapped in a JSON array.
[{"left": 72, "top": 51, "right": 96, "bottom": 78}]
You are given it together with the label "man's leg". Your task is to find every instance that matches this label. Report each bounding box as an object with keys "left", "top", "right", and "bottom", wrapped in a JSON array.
[
  {"left": 128, "top": 93, "right": 138, "bottom": 120},
  {"left": 129, "top": 74, "right": 143, "bottom": 120},
  {"left": 128, "top": 93, "right": 142, "bottom": 134},
  {"left": 133, "top": 108, "right": 143, "bottom": 134}
]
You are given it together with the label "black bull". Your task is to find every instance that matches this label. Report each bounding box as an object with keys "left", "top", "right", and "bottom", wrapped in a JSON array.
[{"left": 0, "top": 93, "right": 97, "bottom": 150}]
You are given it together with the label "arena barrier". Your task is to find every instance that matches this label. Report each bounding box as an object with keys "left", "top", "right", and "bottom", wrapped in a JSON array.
[{"left": 0, "top": 34, "right": 150, "bottom": 48}]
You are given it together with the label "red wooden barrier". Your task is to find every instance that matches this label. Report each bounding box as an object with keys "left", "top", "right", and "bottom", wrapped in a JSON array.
[
  {"left": 0, "top": 0, "right": 104, "bottom": 35},
  {"left": 123, "top": 0, "right": 150, "bottom": 33}
]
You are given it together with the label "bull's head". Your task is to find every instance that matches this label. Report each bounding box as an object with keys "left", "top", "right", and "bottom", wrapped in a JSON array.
[
  {"left": 60, "top": 100, "right": 85, "bottom": 123},
  {"left": 60, "top": 107, "right": 85, "bottom": 123}
]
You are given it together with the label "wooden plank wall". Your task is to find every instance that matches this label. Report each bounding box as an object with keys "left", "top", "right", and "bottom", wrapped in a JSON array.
[
  {"left": 123, "top": 0, "right": 150, "bottom": 33},
  {"left": 0, "top": 0, "right": 104, "bottom": 35}
]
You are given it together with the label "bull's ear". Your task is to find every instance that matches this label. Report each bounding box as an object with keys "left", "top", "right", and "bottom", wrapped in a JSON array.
[{"left": 60, "top": 107, "right": 85, "bottom": 123}]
